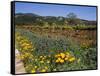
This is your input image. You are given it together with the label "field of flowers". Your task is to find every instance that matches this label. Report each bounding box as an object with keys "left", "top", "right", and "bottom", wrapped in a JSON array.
[{"left": 15, "top": 28, "right": 97, "bottom": 73}]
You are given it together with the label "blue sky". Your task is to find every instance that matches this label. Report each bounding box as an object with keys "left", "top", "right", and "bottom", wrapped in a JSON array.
[{"left": 15, "top": 2, "right": 97, "bottom": 21}]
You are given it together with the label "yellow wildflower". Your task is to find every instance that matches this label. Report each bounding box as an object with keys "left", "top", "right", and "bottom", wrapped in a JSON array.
[
  {"left": 60, "top": 53, "right": 65, "bottom": 58},
  {"left": 47, "top": 60, "right": 50, "bottom": 63},
  {"left": 55, "top": 59, "right": 59, "bottom": 63},
  {"left": 41, "top": 69, "right": 46, "bottom": 72},
  {"left": 45, "top": 66, "right": 48, "bottom": 69},
  {"left": 20, "top": 55, "right": 24, "bottom": 60},
  {"left": 25, "top": 53, "right": 30, "bottom": 57},
  {"left": 26, "top": 43, "right": 30, "bottom": 46},
  {"left": 59, "top": 59, "right": 64, "bottom": 63},
  {"left": 65, "top": 57, "right": 68, "bottom": 61},
  {"left": 21, "top": 43, "right": 27, "bottom": 47},
  {"left": 58, "top": 57, "right": 62, "bottom": 61},
  {"left": 57, "top": 54, "right": 60, "bottom": 57},
  {"left": 31, "top": 69, "right": 36, "bottom": 73},
  {"left": 35, "top": 66, "right": 38, "bottom": 69},
  {"left": 23, "top": 46, "right": 28, "bottom": 50},
  {"left": 69, "top": 57, "right": 75, "bottom": 62}
]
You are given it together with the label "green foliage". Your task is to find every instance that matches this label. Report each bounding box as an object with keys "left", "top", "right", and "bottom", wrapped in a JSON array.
[
  {"left": 73, "top": 24, "right": 97, "bottom": 30},
  {"left": 15, "top": 29, "right": 97, "bottom": 73}
]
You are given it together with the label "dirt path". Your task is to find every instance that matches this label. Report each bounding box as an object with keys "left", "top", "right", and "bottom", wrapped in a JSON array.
[{"left": 15, "top": 49, "right": 26, "bottom": 74}]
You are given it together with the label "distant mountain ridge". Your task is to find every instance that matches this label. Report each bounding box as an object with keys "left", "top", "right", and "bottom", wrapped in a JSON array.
[{"left": 15, "top": 13, "right": 97, "bottom": 26}]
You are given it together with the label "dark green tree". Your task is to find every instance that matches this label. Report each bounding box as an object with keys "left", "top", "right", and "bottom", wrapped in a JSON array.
[{"left": 66, "top": 13, "right": 81, "bottom": 25}]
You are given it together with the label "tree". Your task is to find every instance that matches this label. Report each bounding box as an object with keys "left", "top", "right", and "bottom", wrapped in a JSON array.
[{"left": 66, "top": 13, "right": 81, "bottom": 25}]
